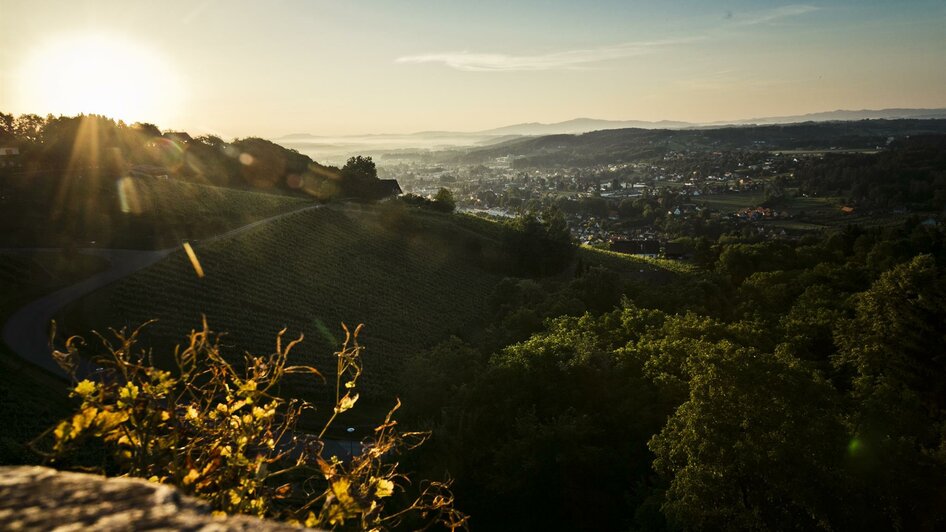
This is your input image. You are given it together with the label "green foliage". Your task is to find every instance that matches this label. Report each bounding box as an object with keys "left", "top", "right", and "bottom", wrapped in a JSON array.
[
  {"left": 398, "top": 215, "right": 946, "bottom": 530},
  {"left": 341, "top": 155, "right": 378, "bottom": 181},
  {"left": 794, "top": 135, "right": 946, "bottom": 209},
  {"left": 39, "top": 320, "right": 467, "bottom": 530},
  {"left": 836, "top": 255, "right": 946, "bottom": 409},
  {"left": 650, "top": 346, "right": 847, "bottom": 530},
  {"left": 402, "top": 305, "right": 680, "bottom": 530},
  {"left": 399, "top": 190, "right": 456, "bottom": 213},
  {"left": 433, "top": 188, "right": 457, "bottom": 213},
  {"left": 338, "top": 155, "right": 397, "bottom": 201},
  {"left": 500, "top": 208, "right": 574, "bottom": 277}
]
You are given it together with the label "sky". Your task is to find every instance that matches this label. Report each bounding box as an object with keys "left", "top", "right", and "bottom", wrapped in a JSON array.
[{"left": 1, "top": 0, "right": 945, "bottom": 137}]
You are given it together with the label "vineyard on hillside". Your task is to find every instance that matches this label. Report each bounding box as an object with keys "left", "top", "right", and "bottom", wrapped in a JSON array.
[
  {"left": 59, "top": 204, "right": 507, "bottom": 402},
  {"left": 1, "top": 175, "right": 311, "bottom": 248}
]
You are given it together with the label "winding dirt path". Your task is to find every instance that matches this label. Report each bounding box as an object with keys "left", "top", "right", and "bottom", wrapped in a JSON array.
[{"left": 1, "top": 204, "right": 323, "bottom": 377}]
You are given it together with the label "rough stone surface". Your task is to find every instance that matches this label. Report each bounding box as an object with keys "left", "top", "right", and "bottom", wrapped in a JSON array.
[{"left": 0, "top": 466, "right": 312, "bottom": 531}]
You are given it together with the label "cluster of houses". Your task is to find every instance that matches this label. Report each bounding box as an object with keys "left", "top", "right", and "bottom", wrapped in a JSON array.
[
  {"left": 571, "top": 215, "right": 608, "bottom": 245},
  {"left": 733, "top": 206, "right": 791, "bottom": 221}
]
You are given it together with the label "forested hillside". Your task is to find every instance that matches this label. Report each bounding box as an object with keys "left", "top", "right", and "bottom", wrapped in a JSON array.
[
  {"left": 399, "top": 216, "right": 946, "bottom": 530},
  {"left": 461, "top": 119, "right": 946, "bottom": 167}
]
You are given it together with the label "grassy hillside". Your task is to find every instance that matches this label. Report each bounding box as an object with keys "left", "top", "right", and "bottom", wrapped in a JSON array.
[
  {"left": 1, "top": 175, "right": 311, "bottom": 248},
  {"left": 60, "top": 204, "right": 510, "bottom": 402},
  {"left": 0, "top": 252, "right": 110, "bottom": 464}
]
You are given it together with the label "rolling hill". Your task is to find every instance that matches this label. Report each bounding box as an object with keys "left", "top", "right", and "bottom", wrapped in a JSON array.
[
  {"left": 56, "top": 202, "right": 677, "bottom": 405},
  {"left": 462, "top": 119, "right": 946, "bottom": 167},
  {"left": 1, "top": 174, "right": 312, "bottom": 249},
  {"left": 58, "top": 204, "right": 507, "bottom": 401}
]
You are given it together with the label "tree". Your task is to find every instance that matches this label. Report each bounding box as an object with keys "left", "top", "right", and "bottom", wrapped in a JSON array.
[
  {"left": 14, "top": 113, "right": 46, "bottom": 143},
  {"left": 433, "top": 187, "right": 456, "bottom": 212},
  {"left": 0, "top": 112, "right": 14, "bottom": 140},
  {"left": 341, "top": 155, "right": 377, "bottom": 181},
  {"left": 649, "top": 345, "right": 848, "bottom": 530},
  {"left": 501, "top": 208, "right": 574, "bottom": 277},
  {"left": 340, "top": 155, "right": 386, "bottom": 200},
  {"left": 831, "top": 254, "right": 946, "bottom": 529},
  {"left": 131, "top": 122, "right": 162, "bottom": 138}
]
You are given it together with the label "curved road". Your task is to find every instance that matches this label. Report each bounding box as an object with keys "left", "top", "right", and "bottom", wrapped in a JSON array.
[{"left": 2, "top": 204, "right": 323, "bottom": 378}]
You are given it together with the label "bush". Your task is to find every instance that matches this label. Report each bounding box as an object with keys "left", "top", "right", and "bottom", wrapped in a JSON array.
[{"left": 37, "top": 320, "right": 467, "bottom": 530}]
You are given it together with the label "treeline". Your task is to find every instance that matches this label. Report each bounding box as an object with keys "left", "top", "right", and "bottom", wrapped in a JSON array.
[
  {"left": 463, "top": 119, "right": 946, "bottom": 168},
  {"left": 793, "top": 135, "right": 946, "bottom": 209},
  {"left": 0, "top": 112, "right": 395, "bottom": 201},
  {"left": 0, "top": 113, "right": 402, "bottom": 248},
  {"left": 397, "top": 216, "right": 946, "bottom": 530}
]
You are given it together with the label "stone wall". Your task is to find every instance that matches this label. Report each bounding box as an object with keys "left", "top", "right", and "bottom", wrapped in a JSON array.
[{"left": 0, "top": 466, "right": 315, "bottom": 531}]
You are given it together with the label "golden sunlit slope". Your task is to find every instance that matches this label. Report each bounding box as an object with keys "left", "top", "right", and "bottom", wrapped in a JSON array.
[
  {"left": 60, "top": 203, "right": 505, "bottom": 400},
  {"left": 1, "top": 175, "right": 311, "bottom": 248}
]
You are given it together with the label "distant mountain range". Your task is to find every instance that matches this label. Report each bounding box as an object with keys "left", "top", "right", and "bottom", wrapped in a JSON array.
[
  {"left": 276, "top": 108, "right": 946, "bottom": 164},
  {"left": 279, "top": 108, "right": 946, "bottom": 141},
  {"left": 718, "top": 107, "right": 946, "bottom": 126},
  {"left": 473, "top": 118, "right": 694, "bottom": 136}
]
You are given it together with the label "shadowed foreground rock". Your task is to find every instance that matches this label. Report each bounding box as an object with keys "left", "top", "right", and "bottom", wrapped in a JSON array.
[{"left": 0, "top": 466, "right": 313, "bottom": 531}]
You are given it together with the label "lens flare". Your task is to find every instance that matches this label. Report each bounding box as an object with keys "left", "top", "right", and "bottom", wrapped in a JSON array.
[
  {"left": 848, "top": 438, "right": 863, "bottom": 455},
  {"left": 117, "top": 177, "right": 143, "bottom": 214},
  {"left": 183, "top": 242, "right": 205, "bottom": 278}
]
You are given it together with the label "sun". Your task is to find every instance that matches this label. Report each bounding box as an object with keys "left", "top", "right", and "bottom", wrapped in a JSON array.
[{"left": 16, "top": 33, "right": 183, "bottom": 124}]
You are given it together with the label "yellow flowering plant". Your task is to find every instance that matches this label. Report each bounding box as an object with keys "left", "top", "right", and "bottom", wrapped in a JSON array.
[{"left": 36, "top": 319, "right": 467, "bottom": 530}]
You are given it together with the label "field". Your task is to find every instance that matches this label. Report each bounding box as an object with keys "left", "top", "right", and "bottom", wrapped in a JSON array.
[
  {"left": 695, "top": 191, "right": 767, "bottom": 211},
  {"left": 580, "top": 246, "right": 695, "bottom": 277},
  {"left": 58, "top": 203, "right": 511, "bottom": 405}
]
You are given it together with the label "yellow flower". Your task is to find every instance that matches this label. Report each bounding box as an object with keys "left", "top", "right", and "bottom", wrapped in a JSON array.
[
  {"left": 373, "top": 477, "right": 394, "bottom": 498},
  {"left": 335, "top": 393, "right": 359, "bottom": 413},
  {"left": 53, "top": 420, "right": 69, "bottom": 441},
  {"left": 74, "top": 379, "right": 97, "bottom": 398},
  {"left": 186, "top": 406, "right": 199, "bottom": 420},
  {"left": 71, "top": 406, "right": 98, "bottom": 433},
  {"left": 183, "top": 468, "right": 200, "bottom": 485},
  {"left": 118, "top": 383, "right": 139, "bottom": 406}
]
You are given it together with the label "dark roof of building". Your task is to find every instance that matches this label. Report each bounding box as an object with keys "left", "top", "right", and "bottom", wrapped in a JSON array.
[{"left": 378, "top": 179, "right": 403, "bottom": 196}]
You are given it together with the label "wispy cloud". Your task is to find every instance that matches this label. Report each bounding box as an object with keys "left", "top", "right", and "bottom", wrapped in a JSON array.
[
  {"left": 728, "top": 4, "right": 820, "bottom": 27},
  {"left": 395, "top": 38, "right": 697, "bottom": 72},
  {"left": 397, "top": 4, "right": 819, "bottom": 72}
]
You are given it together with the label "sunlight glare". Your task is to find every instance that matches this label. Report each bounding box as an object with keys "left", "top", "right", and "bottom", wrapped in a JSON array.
[{"left": 16, "top": 34, "right": 184, "bottom": 124}]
